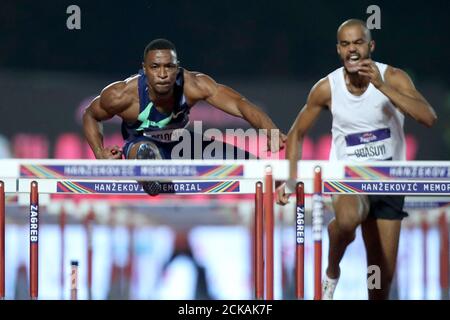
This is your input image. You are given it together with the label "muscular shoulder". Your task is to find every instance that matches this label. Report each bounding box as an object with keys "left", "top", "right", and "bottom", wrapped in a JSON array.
[
  {"left": 384, "top": 65, "right": 415, "bottom": 89},
  {"left": 183, "top": 69, "right": 217, "bottom": 102},
  {"left": 308, "top": 77, "right": 331, "bottom": 108},
  {"left": 100, "top": 75, "right": 138, "bottom": 113}
]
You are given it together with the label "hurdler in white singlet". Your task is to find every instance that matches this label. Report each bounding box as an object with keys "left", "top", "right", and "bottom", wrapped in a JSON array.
[{"left": 328, "top": 62, "right": 406, "bottom": 161}]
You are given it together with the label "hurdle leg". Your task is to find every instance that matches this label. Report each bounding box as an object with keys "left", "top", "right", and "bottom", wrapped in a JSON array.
[
  {"left": 264, "top": 166, "right": 274, "bottom": 300},
  {"left": 85, "top": 210, "right": 95, "bottom": 300},
  {"left": 313, "top": 166, "right": 323, "bottom": 300},
  {"left": 422, "top": 212, "right": 428, "bottom": 300},
  {"left": 30, "top": 181, "right": 39, "bottom": 300},
  {"left": 254, "top": 181, "right": 264, "bottom": 300},
  {"left": 0, "top": 181, "right": 4, "bottom": 299},
  {"left": 439, "top": 211, "right": 449, "bottom": 300},
  {"left": 279, "top": 207, "right": 287, "bottom": 300},
  {"left": 295, "top": 182, "right": 305, "bottom": 300},
  {"left": 70, "top": 260, "right": 79, "bottom": 300},
  {"left": 60, "top": 207, "right": 66, "bottom": 300}
]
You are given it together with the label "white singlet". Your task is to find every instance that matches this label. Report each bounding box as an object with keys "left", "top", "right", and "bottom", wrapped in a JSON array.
[{"left": 328, "top": 62, "right": 406, "bottom": 161}]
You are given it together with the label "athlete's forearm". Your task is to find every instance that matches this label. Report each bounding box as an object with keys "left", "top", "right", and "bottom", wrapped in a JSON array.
[
  {"left": 286, "top": 130, "right": 303, "bottom": 180},
  {"left": 82, "top": 108, "right": 105, "bottom": 159},
  {"left": 378, "top": 84, "right": 437, "bottom": 127}
]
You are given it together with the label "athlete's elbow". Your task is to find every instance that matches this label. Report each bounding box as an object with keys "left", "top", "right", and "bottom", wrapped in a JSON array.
[
  {"left": 82, "top": 107, "right": 93, "bottom": 123},
  {"left": 422, "top": 112, "right": 437, "bottom": 128},
  {"left": 287, "top": 128, "right": 304, "bottom": 143}
]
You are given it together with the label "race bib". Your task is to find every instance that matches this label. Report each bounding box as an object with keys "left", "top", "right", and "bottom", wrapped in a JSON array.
[
  {"left": 143, "top": 127, "right": 188, "bottom": 143},
  {"left": 345, "top": 128, "right": 393, "bottom": 161}
]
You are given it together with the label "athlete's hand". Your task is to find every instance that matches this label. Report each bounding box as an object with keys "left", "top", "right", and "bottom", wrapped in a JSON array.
[
  {"left": 276, "top": 182, "right": 290, "bottom": 205},
  {"left": 267, "top": 131, "right": 287, "bottom": 153},
  {"left": 357, "top": 59, "right": 384, "bottom": 89},
  {"left": 96, "top": 145, "right": 123, "bottom": 159}
]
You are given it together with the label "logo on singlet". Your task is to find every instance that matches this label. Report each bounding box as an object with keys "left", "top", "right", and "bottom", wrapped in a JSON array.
[
  {"left": 359, "top": 132, "right": 378, "bottom": 144},
  {"left": 143, "top": 128, "right": 186, "bottom": 143}
]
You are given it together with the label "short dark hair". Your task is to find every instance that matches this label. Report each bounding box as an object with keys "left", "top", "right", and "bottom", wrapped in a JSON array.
[{"left": 143, "top": 39, "right": 177, "bottom": 61}]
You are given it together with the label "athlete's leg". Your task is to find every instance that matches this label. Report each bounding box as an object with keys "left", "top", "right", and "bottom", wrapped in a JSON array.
[
  {"left": 361, "top": 196, "right": 406, "bottom": 300},
  {"left": 326, "top": 194, "right": 369, "bottom": 279},
  {"left": 126, "top": 140, "right": 164, "bottom": 196},
  {"left": 127, "top": 140, "right": 163, "bottom": 159},
  {"left": 362, "top": 196, "right": 408, "bottom": 299},
  {"left": 361, "top": 218, "right": 402, "bottom": 300}
]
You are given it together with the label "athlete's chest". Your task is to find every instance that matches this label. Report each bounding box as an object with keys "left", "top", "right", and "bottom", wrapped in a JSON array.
[
  {"left": 332, "top": 89, "right": 394, "bottom": 127},
  {"left": 120, "top": 99, "right": 141, "bottom": 123}
]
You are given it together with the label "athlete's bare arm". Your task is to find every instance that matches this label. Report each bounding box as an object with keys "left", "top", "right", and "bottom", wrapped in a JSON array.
[
  {"left": 183, "top": 71, "right": 287, "bottom": 152},
  {"left": 82, "top": 81, "right": 134, "bottom": 159},
  {"left": 357, "top": 60, "right": 437, "bottom": 127},
  {"left": 276, "top": 77, "right": 331, "bottom": 205}
]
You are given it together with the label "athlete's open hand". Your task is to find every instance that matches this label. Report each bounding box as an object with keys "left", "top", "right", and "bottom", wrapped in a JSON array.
[
  {"left": 96, "top": 145, "right": 123, "bottom": 159},
  {"left": 357, "top": 59, "right": 384, "bottom": 89}
]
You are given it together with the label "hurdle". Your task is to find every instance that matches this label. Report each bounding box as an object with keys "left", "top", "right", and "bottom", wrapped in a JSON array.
[
  {"left": 30, "top": 181, "right": 39, "bottom": 300},
  {"left": 84, "top": 210, "right": 95, "bottom": 300},
  {"left": 0, "top": 159, "right": 450, "bottom": 300},
  {"left": 0, "top": 160, "right": 285, "bottom": 300},
  {"left": 295, "top": 182, "right": 305, "bottom": 299},
  {"left": 70, "top": 260, "right": 79, "bottom": 300},
  {"left": 439, "top": 211, "right": 449, "bottom": 300}
]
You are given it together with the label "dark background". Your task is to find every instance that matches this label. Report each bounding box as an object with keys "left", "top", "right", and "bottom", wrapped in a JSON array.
[{"left": 0, "top": 0, "right": 449, "bottom": 159}]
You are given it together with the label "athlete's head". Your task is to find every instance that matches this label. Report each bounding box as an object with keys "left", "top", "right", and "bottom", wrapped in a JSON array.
[
  {"left": 142, "top": 39, "right": 179, "bottom": 96},
  {"left": 336, "top": 19, "right": 375, "bottom": 74}
]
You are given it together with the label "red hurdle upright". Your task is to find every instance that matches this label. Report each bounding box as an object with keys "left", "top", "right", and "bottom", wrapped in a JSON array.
[
  {"left": 295, "top": 182, "right": 305, "bottom": 299},
  {"left": 70, "top": 260, "right": 79, "bottom": 300},
  {"left": 30, "top": 181, "right": 39, "bottom": 300},
  {"left": 422, "top": 211, "right": 428, "bottom": 300},
  {"left": 254, "top": 181, "right": 264, "bottom": 300},
  {"left": 264, "top": 166, "right": 274, "bottom": 300},
  {"left": 439, "top": 211, "right": 449, "bottom": 300},
  {"left": 85, "top": 210, "right": 95, "bottom": 300},
  {"left": 60, "top": 207, "right": 66, "bottom": 299},
  {"left": 312, "top": 166, "right": 323, "bottom": 300}
]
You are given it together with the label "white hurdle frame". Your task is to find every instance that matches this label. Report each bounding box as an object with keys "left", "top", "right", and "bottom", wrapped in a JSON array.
[{"left": 0, "top": 159, "right": 449, "bottom": 300}]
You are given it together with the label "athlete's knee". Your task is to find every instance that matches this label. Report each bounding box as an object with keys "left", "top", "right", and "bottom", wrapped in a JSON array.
[
  {"left": 334, "top": 213, "right": 361, "bottom": 235},
  {"left": 136, "top": 141, "right": 163, "bottom": 160},
  {"left": 328, "top": 219, "right": 356, "bottom": 243}
]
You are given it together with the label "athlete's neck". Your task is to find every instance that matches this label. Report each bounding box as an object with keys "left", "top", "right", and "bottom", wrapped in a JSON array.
[{"left": 345, "top": 70, "right": 370, "bottom": 90}]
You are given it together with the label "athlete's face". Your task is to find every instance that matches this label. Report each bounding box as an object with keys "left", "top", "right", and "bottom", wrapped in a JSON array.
[
  {"left": 143, "top": 50, "right": 179, "bottom": 96},
  {"left": 337, "top": 25, "right": 374, "bottom": 74}
]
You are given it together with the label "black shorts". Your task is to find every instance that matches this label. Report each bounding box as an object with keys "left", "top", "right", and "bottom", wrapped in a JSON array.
[{"left": 367, "top": 195, "right": 408, "bottom": 220}]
